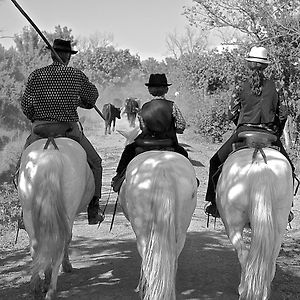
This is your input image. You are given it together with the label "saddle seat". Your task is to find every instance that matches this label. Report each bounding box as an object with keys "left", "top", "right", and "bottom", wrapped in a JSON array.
[
  {"left": 134, "top": 138, "right": 175, "bottom": 155},
  {"left": 30, "top": 122, "right": 81, "bottom": 148},
  {"left": 233, "top": 130, "right": 278, "bottom": 152},
  {"left": 33, "top": 122, "right": 73, "bottom": 138},
  {"left": 111, "top": 138, "right": 175, "bottom": 193},
  {"left": 238, "top": 131, "right": 277, "bottom": 148}
]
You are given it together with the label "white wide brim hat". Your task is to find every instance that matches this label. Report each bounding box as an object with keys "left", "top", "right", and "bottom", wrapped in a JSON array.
[{"left": 245, "top": 46, "right": 270, "bottom": 64}]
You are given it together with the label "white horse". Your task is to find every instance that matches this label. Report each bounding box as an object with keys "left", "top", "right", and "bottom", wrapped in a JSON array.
[
  {"left": 216, "top": 133, "right": 293, "bottom": 300},
  {"left": 18, "top": 137, "right": 94, "bottom": 300},
  {"left": 119, "top": 150, "right": 197, "bottom": 300}
]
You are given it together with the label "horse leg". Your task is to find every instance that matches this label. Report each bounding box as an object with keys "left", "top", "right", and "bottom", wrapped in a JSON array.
[
  {"left": 29, "top": 242, "right": 45, "bottom": 299},
  {"left": 62, "top": 234, "right": 73, "bottom": 273},
  {"left": 44, "top": 266, "right": 52, "bottom": 292},
  {"left": 135, "top": 237, "right": 147, "bottom": 293},
  {"left": 44, "top": 252, "right": 64, "bottom": 300},
  {"left": 224, "top": 222, "right": 248, "bottom": 296},
  {"left": 270, "top": 207, "right": 291, "bottom": 281}
]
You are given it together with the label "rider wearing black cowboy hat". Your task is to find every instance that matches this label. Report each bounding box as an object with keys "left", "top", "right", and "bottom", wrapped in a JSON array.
[
  {"left": 111, "top": 73, "right": 189, "bottom": 192},
  {"left": 20, "top": 38, "right": 104, "bottom": 225}
]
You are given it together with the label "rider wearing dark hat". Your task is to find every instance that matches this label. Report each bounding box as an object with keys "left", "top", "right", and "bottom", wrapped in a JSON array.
[
  {"left": 111, "top": 73, "right": 188, "bottom": 192},
  {"left": 20, "top": 38, "right": 104, "bottom": 225}
]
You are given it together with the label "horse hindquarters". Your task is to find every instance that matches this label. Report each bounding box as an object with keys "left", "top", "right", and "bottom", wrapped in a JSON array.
[
  {"left": 120, "top": 151, "right": 197, "bottom": 300},
  {"left": 137, "top": 167, "right": 177, "bottom": 300},
  {"left": 20, "top": 151, "right": 70, "bottom": 298},
  {"left": 217, "top": 149, "right": 293, "bottom": 300},
  {"left": 241, "top": 163, "right": 292, "bottom": 300}
]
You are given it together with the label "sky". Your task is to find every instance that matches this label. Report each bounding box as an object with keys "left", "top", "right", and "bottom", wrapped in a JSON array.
[{"left": 0, "top": 0, "right": 214, "bottom": 61}]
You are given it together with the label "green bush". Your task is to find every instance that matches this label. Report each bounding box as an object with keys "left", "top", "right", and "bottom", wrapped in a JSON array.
[
  {"left": 194, "top": 90, "right": 233, "bottom": 143},
  {"left": 0, "top": 182, "right": 19, "bottom": 232}
]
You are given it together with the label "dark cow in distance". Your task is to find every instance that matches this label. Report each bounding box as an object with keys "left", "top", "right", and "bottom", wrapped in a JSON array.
[
  {"left": 102, "top": 103, "right": 121, "bottom": 135},
  {"left": 123, "top": 97, "right": 140, "bottom": 127}
]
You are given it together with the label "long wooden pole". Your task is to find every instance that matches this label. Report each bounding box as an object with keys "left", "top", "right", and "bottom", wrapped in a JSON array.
[{"left": 10, "top": 0, "right": 105, "bottom": 121}]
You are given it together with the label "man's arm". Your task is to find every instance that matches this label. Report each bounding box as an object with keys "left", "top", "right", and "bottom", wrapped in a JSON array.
[
  {"left": 275, "top": 88, "right": 288, "bottom": 136},
  {"left": 228, "top": 85, "right": 241, "bottom": 125},
  {"left": 21, "top": 73, "right": 35, "bottom": 121},
  {"left": 79, "top": 72, "right": 99, "bottom": 109},
  {"left": 172, "top": 103, "right": 186, "bottom": 134}
]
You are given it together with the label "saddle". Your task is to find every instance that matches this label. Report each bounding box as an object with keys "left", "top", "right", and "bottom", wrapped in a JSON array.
[
  {"left": 212, "top": 131, "right": 279, "bottom": 191},
  {"left": 238, "top": 131, "right": 277, "bottom": 148},
  {"left": 135, "top": 138, "right": 175, "bottom": 155},
  {"left": 33, "top": 122, "right": 73, "bottom": 138},
  {"left": 30, "top": 122, "right": 80, "bottom": 149},
  {"left": 233, "top": 130, "right": 278, "bottom": 152},
  {"left": 111, "top": 138, "right": 175, "bottom": 193}
]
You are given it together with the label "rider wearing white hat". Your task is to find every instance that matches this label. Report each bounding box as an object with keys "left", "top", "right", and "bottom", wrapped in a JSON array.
[
  {"left": 245, "top": 46, "right": 270, "bottom": 64},
  {"left": 205, "top": 46, "right": 294, "bottom": 219}
]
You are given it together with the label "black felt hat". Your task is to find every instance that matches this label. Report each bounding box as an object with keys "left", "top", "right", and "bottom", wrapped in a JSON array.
[
  {"left": 145, "top": 73, "right": 172, "bottom": 87},
  {"left": 47, "top": 39, "right": 78, "bottom": 54}
]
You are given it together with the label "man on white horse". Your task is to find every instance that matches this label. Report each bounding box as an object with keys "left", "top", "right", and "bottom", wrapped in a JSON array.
[
  {"left": 20, "top": 38, "right": 104, "bottom": 225},
  {"left": 205, "top": 46, "right": 295, "bottom": 218},
  {"left": 111, "top": 73, "right": 188, "bottom": 192}
]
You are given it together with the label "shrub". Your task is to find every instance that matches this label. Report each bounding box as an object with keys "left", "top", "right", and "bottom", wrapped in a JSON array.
[
  {"left": 194, "top": 90, "right": 233, "bottom": 143},
  {"left": 0, "top": 182, "right": 19, "bottom": 233}
]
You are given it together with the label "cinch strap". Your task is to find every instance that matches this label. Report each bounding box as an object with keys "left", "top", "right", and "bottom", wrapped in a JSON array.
[{"left": 43, "top": 137, "right": 59, "bottom": 150}]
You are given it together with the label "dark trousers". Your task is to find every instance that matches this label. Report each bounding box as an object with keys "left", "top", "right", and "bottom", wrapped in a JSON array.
[{"left": 205, "top": 125, "right": 294, "bottom": 204}]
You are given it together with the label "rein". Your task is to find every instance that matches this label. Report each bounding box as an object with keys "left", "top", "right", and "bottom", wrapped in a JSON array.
[{"left": 97, "top": 186, "right": 119, "bottom": 231}]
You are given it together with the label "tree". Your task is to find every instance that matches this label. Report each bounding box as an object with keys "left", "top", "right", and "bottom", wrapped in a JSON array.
[
  {"left": 166, "top": 26, "right": 208, "bottom": 59},
  {"left": 141, "top": 58, "right": 168, "bottom": 75},
  {"left": 72, "top": 46, "right": 141, "bottom": 87},
  {"left": 184, "top": 0, "right": 300, "bottom": 142},
  {"left": 76, "top": 32, "right": 114, "bottom": 52}
]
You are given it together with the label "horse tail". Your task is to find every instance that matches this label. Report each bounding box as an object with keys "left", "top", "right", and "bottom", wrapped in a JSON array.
[
  {"left": 242, "top": 161, "right": 276, "bottom": 300},
  {"left": 139, "top": 167, "right": 177, "bottom": 300},
  {"left": 31, "top": 151, "right": 70, "bottom": 281}
]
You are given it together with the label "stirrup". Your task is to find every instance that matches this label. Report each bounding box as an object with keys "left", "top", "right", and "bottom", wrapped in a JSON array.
[
  {"left": 288, "top": 211, "right": 294, "bottom": 223},
  {"left": 205, "top": 203, "right": 220, "bottom": 218}
]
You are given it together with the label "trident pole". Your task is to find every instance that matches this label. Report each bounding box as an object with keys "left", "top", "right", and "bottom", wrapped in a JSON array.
[{"left": 10, "top": 0, "right": 105, "bottom": 121}]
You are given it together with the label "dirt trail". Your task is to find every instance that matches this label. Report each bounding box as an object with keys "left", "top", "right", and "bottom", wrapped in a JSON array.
[{"left": 0, "top": 119, "right": 300, "bottom": 300}]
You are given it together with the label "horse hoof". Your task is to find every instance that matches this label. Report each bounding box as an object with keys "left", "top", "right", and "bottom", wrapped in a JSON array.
[
  {"left": 45, "top": 289, "right": 57, "bottom": 300},
  {"left": 30, "top": 276, "right": 43, "bottom": 295},
  {"left": 62, "top": 261, "right": 73, "bottom": 273}
]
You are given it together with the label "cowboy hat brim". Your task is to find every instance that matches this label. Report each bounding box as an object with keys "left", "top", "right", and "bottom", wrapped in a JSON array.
[
  {"left": 145, "top": 83, "right": 172, "bottom": 87},
  {"left": 245, "top": 57, "right": 270, "bottom": 64},
  {"left": 46, "top": 45, "right": 78, "bottom": 54}
]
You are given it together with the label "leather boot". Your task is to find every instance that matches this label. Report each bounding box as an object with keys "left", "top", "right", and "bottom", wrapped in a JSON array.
[{"left": 87, "top": 196, "right": 104, "bottom": 225}]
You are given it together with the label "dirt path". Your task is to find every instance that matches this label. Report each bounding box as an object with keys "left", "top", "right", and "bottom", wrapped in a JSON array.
[{"left": 0, "top": 119, "right": 300, "bottom": 300}]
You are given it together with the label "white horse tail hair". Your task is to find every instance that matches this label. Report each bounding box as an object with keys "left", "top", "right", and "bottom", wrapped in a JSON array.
[
  {"left": 139, "top": 167, "right": 177, "bottom": 300},
  {"left": 31, "top": 151, "right": 70, "bottom": 282},
  {"left": 242, "top": 162, "right": 276, "bottom": 300}
]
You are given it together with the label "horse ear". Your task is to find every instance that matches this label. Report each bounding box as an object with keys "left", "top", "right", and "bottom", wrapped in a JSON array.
[{"left": 117, "top": 126, "right": 141, "bottom": 146}]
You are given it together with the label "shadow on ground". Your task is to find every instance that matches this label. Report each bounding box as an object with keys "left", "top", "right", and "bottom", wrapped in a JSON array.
[{"left": 1, "top": 225, "right": 299, "bottom": 300}]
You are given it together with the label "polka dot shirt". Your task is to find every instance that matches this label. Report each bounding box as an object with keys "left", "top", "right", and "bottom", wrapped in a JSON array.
[{"left": 21, "top": 61, "right": 99, "bottom": 122}]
